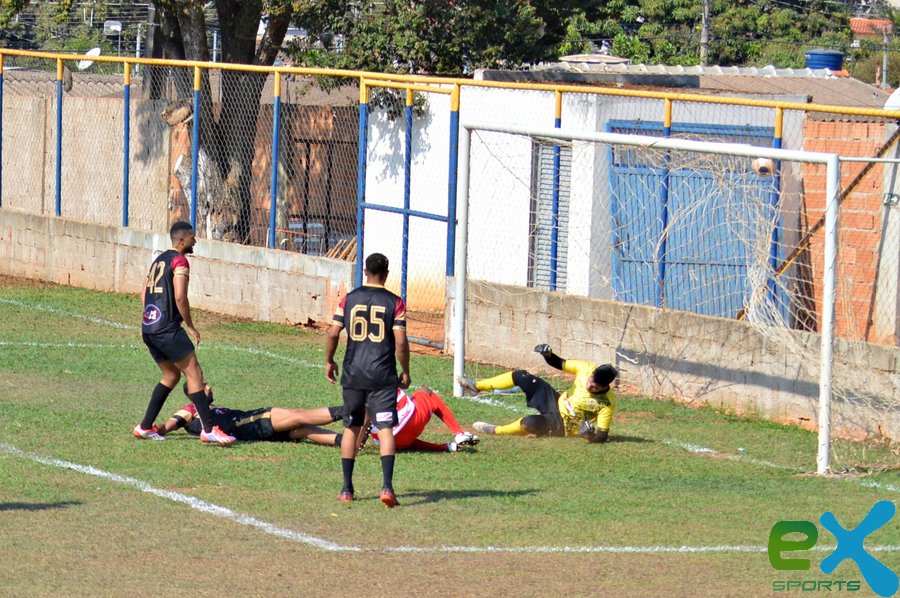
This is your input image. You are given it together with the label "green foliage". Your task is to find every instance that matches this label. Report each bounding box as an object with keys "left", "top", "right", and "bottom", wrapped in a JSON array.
[
  {"left": 850, "top": 43, "right": 900, "bottom": 87},
  {"left": 0, "top": 0, "right": 136, "bottom": 59},
  {"left": 567, "top": 0, "right": 852, "bottom": 67},
  {"left": 612, "top": 33, "right": 651, "bottom": 63},
  {"left": 290, "top": 0, "right": 594, "bottom": 76},
  {"left": 0, "top": 15, "right": 29, "bottom": 48},
  {"left": 0, "top": 0, "right": 35, "bottom": 29}
]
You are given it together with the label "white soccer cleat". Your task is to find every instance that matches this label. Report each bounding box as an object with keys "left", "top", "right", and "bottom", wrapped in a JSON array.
[
  {"left": 472, "top": 422, "right": 496, "bottom": 435},
  {"left": 133, "top": 424, "right": 165, "bottom": 441},
  {"left": 454, "top": 432, "right": 479, "bottom": 447},
  {"left": 200, "top": 425, "right": 237, "bottom": 446},
  {"left": 457, "top": 375, "right": 479, "bottom": 397}
]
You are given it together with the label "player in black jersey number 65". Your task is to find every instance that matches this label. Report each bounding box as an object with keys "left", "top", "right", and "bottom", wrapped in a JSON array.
[
  {"left": 133, "top": 221, "right": 236, "bottom": 446},
  {"left": 325, "top": 253, "right": 411, "bottom": 508}
]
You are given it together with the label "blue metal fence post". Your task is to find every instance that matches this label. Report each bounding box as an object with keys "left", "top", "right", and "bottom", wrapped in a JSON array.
[
  {"left": 355, "top": 82, "right": 369, "bottom": 287},
  {"left": 190, "top": 66, "right": 202, "bottom": 230},
  {"left": 550, "top": 91, "right": 563, "bottom": 290},
  {"left": 767, "top": 108, "right": 784, "bottom": 311},
  {"left": 55, "top": 59, "right": 63, "bottom": 217},
  {"left": 656, "top": 99, "right": 674, "bottom": 308},
  {"left": 401, "top": 89, "right": 414, "bottom": 300},
  {"left": 446, "top": 85, "right": 460, "bottom": 276},
  {"left": 122, "top": 63, "right": 131, "bottom": 227},
  {"left": 268, "top": 73, "right": 283, "bottom": 249}
]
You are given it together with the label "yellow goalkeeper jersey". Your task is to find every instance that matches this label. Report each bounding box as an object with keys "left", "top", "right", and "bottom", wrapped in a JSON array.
[{"left": 557, "top": 359, "right": 617, "bottom": 435}]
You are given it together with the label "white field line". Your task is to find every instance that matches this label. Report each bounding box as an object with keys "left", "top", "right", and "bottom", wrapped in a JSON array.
[
  {"left": 0, "top": 340, "right": 137, "bottom": 350},
  {"left": 7, "top": 441, "right": 895, "bottom": 556},
  {"left": 661, "top": 439, "right": 900, "bottom": 494},
  {"left": 0, "top": 442, "right": 357, "bottom": 552},
  {"left": 0, "top": 297, "right": 319, "bottom": 368},
  {"left": 3, "top": 299, "right": 898, "bottom": 545},
  {"left": 3, "top": 441, "right": 899, "bottom": 555},
  {"left": 0, "top": 297, "right": 137, "bottom": 330}
]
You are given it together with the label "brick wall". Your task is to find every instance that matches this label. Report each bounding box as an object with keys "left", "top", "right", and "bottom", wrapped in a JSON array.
[{"left": 801, "top": 120, "right": 892, "bottom": 342}]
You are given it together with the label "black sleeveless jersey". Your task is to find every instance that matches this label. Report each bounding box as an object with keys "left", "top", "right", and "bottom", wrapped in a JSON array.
[
  {"left": 332, "top": 284, "right": 407, "bottom": 390},
  {"left": 141, "top": 249, "right": 189, "bottom": 334}
]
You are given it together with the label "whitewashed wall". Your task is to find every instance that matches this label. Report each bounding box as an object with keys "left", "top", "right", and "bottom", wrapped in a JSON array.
[{"left": 362, "top": 87, "right": 808, "bottom": 307}]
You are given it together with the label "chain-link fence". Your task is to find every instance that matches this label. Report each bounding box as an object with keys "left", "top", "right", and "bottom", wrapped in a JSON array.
[
  {"left": 1, "top": 56, "right": 361, "bottom": 252},
  {"left": 3, "top": 50, "right": 900, "bottom": 363}
]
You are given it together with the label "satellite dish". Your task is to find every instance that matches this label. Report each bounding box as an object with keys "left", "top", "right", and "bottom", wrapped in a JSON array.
[{"left": 77, "top": 47, "right": 102, "bottom": 71}]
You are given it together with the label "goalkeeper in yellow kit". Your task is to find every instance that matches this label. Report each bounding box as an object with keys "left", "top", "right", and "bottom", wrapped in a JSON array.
[{"left": 459, "top": 344, "right": 618, "bottom": 443}]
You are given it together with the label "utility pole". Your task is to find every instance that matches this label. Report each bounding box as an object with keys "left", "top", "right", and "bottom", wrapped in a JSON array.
[
  {"left": 135, "top": 23, "right": 142, "bottom": 75},
  {"left": 883, "top": 24, "right": 891, "bottom": 90},
  {"left": 700, "top": 0, "right": 710, "bottom": 66}
]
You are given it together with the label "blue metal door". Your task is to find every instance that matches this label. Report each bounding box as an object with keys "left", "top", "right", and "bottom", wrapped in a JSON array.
[{"left": 607, "top": 121, "right": 779, "bottom": 319}]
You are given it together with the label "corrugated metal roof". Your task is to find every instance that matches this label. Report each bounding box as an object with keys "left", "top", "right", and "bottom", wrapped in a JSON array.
[
  {"left": 699, "top": 73, "right": 893, "bottom": 120},
  {"left": 478, "top": 60, "right": 896, "bottom": 122}
]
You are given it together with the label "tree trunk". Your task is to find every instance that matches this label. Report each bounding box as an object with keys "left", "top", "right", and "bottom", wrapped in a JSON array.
[{"left": 152, "top": 0, "right": 290, "bottom": 242}]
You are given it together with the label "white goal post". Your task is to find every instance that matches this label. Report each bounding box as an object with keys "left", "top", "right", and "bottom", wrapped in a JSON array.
[{"left": 452, "top": 121, "right": 841, "bottom": 475}]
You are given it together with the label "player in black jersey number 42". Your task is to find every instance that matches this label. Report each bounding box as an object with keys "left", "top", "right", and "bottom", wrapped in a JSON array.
[{"left": 133, "top": 221, "right": 236, "bottom": 446}]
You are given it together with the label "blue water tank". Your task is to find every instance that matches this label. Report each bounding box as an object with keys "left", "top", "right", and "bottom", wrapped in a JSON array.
[{"left": 804, "top": 49, "right": 845, "bottom": 70}]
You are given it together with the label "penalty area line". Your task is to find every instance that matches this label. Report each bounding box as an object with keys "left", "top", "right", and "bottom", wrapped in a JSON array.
[
  {"left": 1, "top": 442, "right": 898, "bottom": 555},
  {"left": 0, "top": 296, "right": 320, "bottom": 368},
  {"left": 0, "top": 442, "right": 357, "bottom": 553}
]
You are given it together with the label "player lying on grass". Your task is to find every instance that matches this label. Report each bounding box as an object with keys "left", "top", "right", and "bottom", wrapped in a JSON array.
[
  {"left": 154, "top": 381, "right": 345, "bottom": 446},
  {"left": 362, "top": 386, "right": 480, "bottom": 452},
  {"left": 156, "top": 382, "right": 478, "bottom": 451},
  {"left": 458, "top": 344, "right": 618, "bottom": 443}
]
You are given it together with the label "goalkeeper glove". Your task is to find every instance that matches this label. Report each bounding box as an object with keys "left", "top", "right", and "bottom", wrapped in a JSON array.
[
  {"left": 534, "top": 343, "right": 553, "bottom": 356},
  {"left": 578, "top": 420, "right": 596, "bottom": 439}
]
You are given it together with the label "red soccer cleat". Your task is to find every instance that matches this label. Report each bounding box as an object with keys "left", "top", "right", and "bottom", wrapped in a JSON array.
[{"left": 380, "top": 488, "right": 398, "bottom": 509}]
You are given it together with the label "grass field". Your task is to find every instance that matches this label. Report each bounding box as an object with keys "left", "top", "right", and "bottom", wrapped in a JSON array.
[{"left": 0, "top": 276, "right": 898, "bottom": 597}]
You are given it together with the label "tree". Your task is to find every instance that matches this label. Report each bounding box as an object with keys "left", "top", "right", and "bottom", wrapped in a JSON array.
[
  {"left": 290, "top": 0, "right": 594, "bottom": 76},
  {"left": 0, "top": 0, "right": 297, "bottom": 242},
  {"left": 563, "top": 0, "right": 851, "bottom": 67},
  {"left": 143, "top": 0, "right": 294, "bottom": 242}
]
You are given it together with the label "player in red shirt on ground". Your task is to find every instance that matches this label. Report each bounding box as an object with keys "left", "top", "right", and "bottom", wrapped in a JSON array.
[{"left": 364, "top": 386, "right": 479, "bottom": 452}]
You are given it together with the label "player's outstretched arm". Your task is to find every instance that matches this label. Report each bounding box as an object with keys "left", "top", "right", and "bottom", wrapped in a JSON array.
[
  {"left": 156, "top": 414, "right": 186, "bottom": 436},
  {"left": 534, "top": 343, "right": 564, "bottom": 370}
]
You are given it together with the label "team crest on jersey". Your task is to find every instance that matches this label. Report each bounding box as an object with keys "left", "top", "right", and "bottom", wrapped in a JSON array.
[{"left": 142, "top": 304, "right": 162, "bottom": 326}]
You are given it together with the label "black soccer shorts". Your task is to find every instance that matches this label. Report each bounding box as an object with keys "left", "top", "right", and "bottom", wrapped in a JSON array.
[
  {"left": 142, "top": 328, "right": 195, "bottom": 364},
  {"left": 342, "top": 386, "right": 398, "bottom": 430},
  {"left": 512, "top": 370, "right": 564, "bottom": 435},
  {"left": 230, "top": 408, "right": 276, "bottom": 441}
]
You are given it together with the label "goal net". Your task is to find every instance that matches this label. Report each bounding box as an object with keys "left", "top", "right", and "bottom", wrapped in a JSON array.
[{"left": 450, "top": 122, "right": 889, "bottom": 475}]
